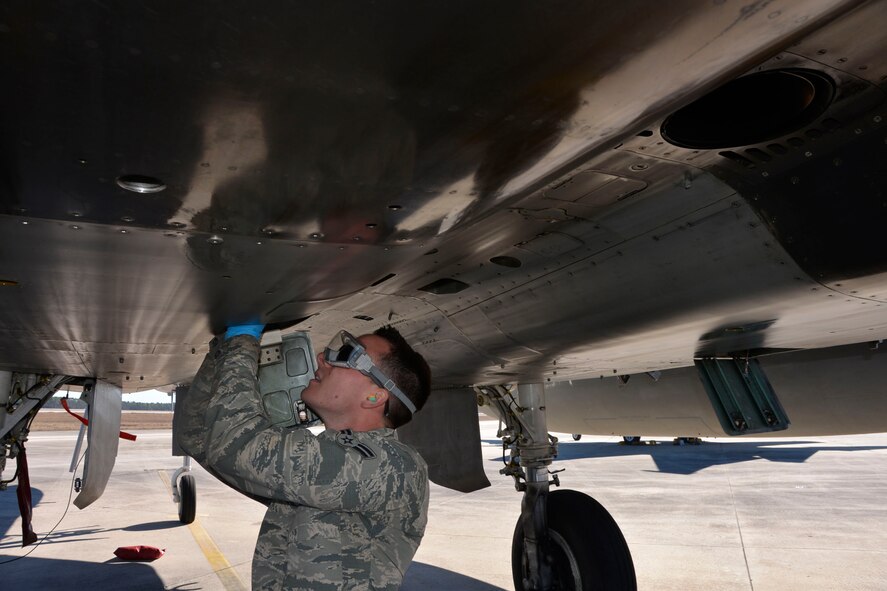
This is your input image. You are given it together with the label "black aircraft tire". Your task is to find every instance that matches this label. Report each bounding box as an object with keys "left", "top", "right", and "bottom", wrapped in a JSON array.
[
  {"left": 178, "top": 474, "right": 196, "bottom": 524},
  {"left": 511, "top": 489, "right": 636, "bottom": 591}
]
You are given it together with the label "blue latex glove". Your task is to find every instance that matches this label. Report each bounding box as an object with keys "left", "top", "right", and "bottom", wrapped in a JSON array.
[{"left": 224, "top": 323, "right": 265, "bottom": 340}]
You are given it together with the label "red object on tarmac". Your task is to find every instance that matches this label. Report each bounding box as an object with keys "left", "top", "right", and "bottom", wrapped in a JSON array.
[
  {"left": 60, "top": 398, "right": 138, "bottom": 441},
  {"left": 113, "top": 546, "right": 166, "bottom": 561}
]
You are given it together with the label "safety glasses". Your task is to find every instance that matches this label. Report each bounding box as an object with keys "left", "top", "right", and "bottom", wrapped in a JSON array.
[{"left": 323, "top": 330, "right": 417, "bottom": 414}]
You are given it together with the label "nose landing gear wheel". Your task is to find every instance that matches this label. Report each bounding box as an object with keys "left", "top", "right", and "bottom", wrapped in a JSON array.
[
  {"left": 177, "top": 473, "right": 196, "bottom": 524},
  {"left": 512, "top": 489, "right": 636, "bottom": 591}
]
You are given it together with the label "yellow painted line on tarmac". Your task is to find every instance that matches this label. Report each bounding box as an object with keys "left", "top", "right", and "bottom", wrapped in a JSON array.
[{"left": 158, "top": 470, "right": 248, "bottom": 591}]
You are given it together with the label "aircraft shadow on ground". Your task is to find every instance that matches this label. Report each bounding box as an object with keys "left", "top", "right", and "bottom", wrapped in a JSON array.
[
  {"left": 0, "top": 555, "right": 166, "bottom": 589},
  {"left": 483, "top": 439, "right": 887, "bottom": 475},
  {"left": 403, "top": 561, "right": 507, "bottom": 591},
  {"left": 0, "top": 522, "right": 113, "bottom": 550},
  {"left": 124, "top": 520, "right": 184, "bottom": 532},
  {"left": 0, "top": 486, "right": 180, "bottom": 550},
  {"left": 0, "top": 486, "right": 44, "bottom": 549},
  {"left": 0, "top": 484, "right": 188, "bottom": 550}
]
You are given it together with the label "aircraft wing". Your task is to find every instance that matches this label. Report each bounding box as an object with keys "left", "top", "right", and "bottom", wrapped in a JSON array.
[{"left": 2, "top": 0, "right": 887, "bottom": 531}]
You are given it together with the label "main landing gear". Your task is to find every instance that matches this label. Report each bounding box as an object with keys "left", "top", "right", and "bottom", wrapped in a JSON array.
[{"left": 476, "top": 384, "right": 636, "bottom": 591}]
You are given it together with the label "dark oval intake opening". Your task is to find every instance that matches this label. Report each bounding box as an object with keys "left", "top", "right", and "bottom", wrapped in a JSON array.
[
  {"left": 661, "top": 69, "right": 835, "bottom": 149},
  {"left": 490, "top": 256, "right": 522, "bottom": 268}
]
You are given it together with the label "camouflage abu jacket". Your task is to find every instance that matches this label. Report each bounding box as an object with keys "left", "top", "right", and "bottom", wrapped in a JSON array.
[{"left": 180, "top": 335, "right": 429, "bottom": 591}]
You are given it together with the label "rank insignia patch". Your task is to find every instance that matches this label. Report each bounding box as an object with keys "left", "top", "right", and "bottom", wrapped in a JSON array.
[{"left": 336, "top": 429, "right": 377, "bottom": 459}]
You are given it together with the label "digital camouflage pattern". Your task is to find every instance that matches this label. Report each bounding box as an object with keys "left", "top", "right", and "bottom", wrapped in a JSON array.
[
  {"left": 176, "top": 338, "right": 218, "bottom": 465},
  {"left": 180, "top": 335, "right": 429, "bottom": 590}
]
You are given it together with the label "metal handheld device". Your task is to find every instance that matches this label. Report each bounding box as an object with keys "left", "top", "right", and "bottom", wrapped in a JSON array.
[{"left": 257, "top": 331, "right": 320, "bottom": 428}]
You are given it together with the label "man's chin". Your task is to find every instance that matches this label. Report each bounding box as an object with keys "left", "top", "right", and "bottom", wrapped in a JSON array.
[{"left": 301, "top": 385, "right": 321, "bottom": 408}]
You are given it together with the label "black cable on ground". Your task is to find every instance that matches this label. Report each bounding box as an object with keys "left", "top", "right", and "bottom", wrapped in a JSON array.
[{"left": 0, "top": 449, "right": 86, "bottom": 565}]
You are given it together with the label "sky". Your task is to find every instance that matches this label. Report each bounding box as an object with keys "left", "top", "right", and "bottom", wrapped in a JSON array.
[
  {"left": 124, "top": 389, "right": 173, "bottom": 403},
  {"left": 54, "top": 388, "right": 173, "bottom": 404}
]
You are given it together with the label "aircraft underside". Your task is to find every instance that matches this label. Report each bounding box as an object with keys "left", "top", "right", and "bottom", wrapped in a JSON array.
[{"left": 2, "top": 1, "right": 887, "bottom": 588}]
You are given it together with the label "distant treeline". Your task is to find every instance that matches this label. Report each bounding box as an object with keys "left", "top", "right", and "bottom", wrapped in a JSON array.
[{"left": 44, "top": 398, "right": 173, "bottom": 411}]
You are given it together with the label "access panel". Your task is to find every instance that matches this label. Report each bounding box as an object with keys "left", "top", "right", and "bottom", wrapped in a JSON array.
[{"left": 695, "top": 357, "right": 790, "bottom": 435}]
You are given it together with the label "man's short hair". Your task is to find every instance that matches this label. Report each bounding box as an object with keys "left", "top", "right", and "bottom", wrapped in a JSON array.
[{"left": 373, "top": 325, "right": 431, "bottom": 428}]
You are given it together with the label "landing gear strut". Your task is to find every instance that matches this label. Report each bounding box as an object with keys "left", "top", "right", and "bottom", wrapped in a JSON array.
[{"left": 477, "top": 383, "right": 636, "bottom": 591}]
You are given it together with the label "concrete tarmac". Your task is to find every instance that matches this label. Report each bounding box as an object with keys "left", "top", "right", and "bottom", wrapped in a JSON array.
[{"left": 2, "top": 420, "right": 886, "bottom": 590}]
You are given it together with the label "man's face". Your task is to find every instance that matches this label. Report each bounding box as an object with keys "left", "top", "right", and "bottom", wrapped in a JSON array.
[{"left": 301, "top": 334, "right": 392, "bottom": 419}]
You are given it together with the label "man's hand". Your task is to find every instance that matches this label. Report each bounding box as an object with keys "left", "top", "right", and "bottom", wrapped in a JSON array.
[{"left": 224, "top": 323, "right": 265, "bottom": 340}]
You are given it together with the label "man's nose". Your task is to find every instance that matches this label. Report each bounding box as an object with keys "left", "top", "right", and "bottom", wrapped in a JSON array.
[{"left": 316, "top": 352, "right": 328, "bottom": 368}]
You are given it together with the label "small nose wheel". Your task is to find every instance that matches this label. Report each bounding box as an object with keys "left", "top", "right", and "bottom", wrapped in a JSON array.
[
  {"left": 172, "top": 456, "right": 196, "bottom": 524},
  {"left": 177, "top": 473, "right": 196, "bottom": 524}
]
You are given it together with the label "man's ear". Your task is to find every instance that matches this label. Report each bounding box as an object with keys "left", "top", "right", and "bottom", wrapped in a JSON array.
[{"left": 362, "top": 390, "right": 388, "bottom": 409}]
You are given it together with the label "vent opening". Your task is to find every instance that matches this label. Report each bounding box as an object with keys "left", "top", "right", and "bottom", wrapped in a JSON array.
[
  {"left": 418, "top": 278, "right": 470, "bottom": 295},
  {"left": 490, "top": 256, "right": 522, "bottom": 268}
]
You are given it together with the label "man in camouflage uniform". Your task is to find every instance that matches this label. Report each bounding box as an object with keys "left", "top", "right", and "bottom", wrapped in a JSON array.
[{"left": 178, "top": 324, "right": 432, "bottom": 590}]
